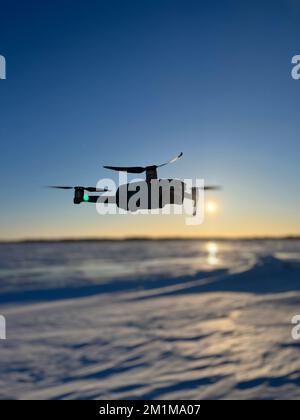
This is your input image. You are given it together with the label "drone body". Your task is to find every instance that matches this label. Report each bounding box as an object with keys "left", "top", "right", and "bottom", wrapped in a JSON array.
[
  {"left": 115, "top": 179, "right": 186, "bottom": 211},
  {"left": 49, "top": 153, "right": 220, "bottom": 213}
]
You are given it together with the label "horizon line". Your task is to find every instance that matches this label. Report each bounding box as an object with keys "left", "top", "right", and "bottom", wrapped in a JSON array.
[{"left": 1, "top": 235, "right": 300, "bottom": 244}]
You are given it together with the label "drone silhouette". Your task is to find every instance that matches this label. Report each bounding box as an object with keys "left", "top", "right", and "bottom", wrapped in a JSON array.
[{"left": 49, "top": 153, "right": 220, "bottom": 213}]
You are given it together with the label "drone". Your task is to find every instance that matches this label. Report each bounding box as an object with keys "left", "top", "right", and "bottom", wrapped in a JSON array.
[{"left": 49, "top": 153, "right": 220, "bottom": 213}]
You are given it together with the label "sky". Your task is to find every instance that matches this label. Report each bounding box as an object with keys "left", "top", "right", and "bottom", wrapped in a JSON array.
[{"left": 0, "top": 0, "right": 299, "bottom": 240}]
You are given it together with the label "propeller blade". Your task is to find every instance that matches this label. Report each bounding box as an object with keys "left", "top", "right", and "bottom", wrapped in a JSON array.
[
  {"left": 156, "top": 152, "right": 183, "bottom": 168},
  {"left": 104, "top": 153, "right": 183, "bottom": 173},
  {"left": 47, "top": 186, "right": 109, "bottom": 192},
  {"left": 192, "top": 186, "right": 222, "bottom": 191},
  {"left": 204, "top": 186, "right": 222, "bottom": 191},
  {"left": 103, "top": 166, "right": 146, "bottom": 174},
  {"left": 47, "top": 186, "right": 74, "bottom": 190}
]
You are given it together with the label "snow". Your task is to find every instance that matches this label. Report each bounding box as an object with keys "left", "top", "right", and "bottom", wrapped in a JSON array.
[{"left": 0, "top": 240, "right": 300, "bottom": 400}]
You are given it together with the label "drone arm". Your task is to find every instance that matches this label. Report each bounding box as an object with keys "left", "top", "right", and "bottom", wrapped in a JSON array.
[{"left": 79, "top": 195, "right": 116, "bottom": 204}]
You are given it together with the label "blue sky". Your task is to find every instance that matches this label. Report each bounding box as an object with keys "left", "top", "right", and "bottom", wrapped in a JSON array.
[{"left": 0, "top": 0, "right": 299, "bottom": 239}]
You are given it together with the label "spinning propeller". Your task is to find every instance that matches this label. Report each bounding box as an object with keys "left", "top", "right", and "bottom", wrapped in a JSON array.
[
  {"left": 194, "top": 186, "right": 222, "bottom": 191},
  {"left": 47, "top": 186, "right": 109, "bottom": 192}
]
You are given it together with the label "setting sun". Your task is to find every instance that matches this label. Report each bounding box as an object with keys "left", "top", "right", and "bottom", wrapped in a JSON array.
[{"left": 205, "top": 201, "right": 218, "bottom": 214}]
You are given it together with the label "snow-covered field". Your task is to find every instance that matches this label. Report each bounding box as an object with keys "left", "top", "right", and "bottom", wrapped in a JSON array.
[{"left": 0, "top": 240, "right": 300, "bottom": 400}]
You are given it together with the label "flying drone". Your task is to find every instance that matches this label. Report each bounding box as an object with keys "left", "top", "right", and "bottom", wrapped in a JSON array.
[{"left": 49, "top": 153, "right": 220, "bottom": 213}]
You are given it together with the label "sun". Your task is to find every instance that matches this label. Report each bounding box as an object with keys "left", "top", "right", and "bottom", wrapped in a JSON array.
[{"left": 205, "top": 201, "right": 218, "bottom": 214}]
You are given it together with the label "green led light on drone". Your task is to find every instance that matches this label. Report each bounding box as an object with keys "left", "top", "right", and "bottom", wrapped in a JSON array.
[{"left": 83, "top": 195, "right": 90, "bottom": 202}]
